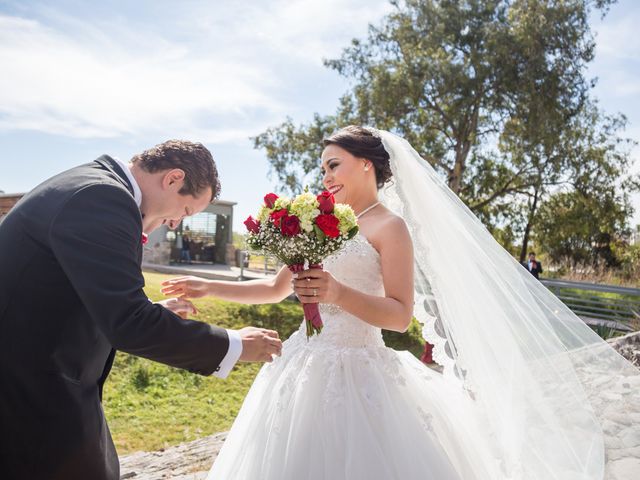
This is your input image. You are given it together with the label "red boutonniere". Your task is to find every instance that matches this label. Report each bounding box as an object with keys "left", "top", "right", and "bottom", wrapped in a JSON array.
[{"left": 142, "top": 233, "right": 148, "bottom": 245}]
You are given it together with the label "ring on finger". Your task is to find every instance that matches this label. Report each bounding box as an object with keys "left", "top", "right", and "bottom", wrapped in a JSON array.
[{"left": 313, "top": 288, "right": 318, "bottom": 297}]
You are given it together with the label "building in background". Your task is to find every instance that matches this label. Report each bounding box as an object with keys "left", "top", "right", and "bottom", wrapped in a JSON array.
[
  {"left": 0, "top": 193, "right": 24, "bottom": 223},
  {"left": 144, "top": 200, "right": 237, "bottom": 266}
]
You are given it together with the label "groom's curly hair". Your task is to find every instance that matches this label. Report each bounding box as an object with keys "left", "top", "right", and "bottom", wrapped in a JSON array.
[
  {"left": 323, "top": 125, "right": 392, "bottom": 189},
  {"left": 131, "top": 140, "right": 220, "bottom": 201}
]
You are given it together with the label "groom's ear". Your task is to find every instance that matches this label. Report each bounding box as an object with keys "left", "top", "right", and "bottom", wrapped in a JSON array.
[{"left": 162, "top": 169, "right": 186, "bottom": 191}]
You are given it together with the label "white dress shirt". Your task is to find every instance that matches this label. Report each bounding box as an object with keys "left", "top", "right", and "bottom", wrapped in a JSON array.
[{"left": 112, "top": 156, "right": 243, "bottom": 379}]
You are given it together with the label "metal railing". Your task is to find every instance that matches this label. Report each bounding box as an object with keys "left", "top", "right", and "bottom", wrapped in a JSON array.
[
  {"left": 541, "top": 278, "right": 640, "bottom": 332},
  {"left": 234, "top": 254, "right": 640, "bottom": 332},
  {"left": 237, "top": 251, "right": 282, "bottom": 281}
]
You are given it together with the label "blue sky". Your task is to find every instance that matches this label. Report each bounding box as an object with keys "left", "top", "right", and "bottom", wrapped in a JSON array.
[{"left": 1, "top": 0, "right": 638, "bottom": 231}]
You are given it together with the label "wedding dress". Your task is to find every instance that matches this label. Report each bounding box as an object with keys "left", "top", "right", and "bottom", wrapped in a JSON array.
[
  {"left": 207, "top": 234, "right": 500, "bottom": 479},
  {"left": 208, "top": 129, "right": 639, "bottom": 479}
]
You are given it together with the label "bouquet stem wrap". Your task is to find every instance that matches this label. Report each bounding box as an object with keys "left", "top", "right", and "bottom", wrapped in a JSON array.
[{"left": 289, "top": 263, "right": 323, "bottom": 338}]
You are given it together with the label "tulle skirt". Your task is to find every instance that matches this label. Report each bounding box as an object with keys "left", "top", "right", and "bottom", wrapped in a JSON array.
[{"left": 207, "top": 327, "right": 500, "bottom": 480}]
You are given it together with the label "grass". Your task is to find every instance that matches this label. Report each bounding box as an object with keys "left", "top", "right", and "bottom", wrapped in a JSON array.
[{"left": 103, "top": 272, "right": 425, "bottom": 454}]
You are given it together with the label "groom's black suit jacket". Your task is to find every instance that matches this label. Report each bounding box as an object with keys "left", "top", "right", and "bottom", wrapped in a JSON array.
[{"left": 0, "top": 156, "right": 230, "bottom": 480}]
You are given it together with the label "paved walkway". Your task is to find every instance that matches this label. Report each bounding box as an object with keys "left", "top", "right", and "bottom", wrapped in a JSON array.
[{"left": 143, "top": 262, "right": 275, "bottom": 282}]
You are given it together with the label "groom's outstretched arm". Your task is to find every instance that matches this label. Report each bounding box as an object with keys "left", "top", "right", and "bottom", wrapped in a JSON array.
[{"left": 49, "top": 183, "right": 229, "bottom": 375}]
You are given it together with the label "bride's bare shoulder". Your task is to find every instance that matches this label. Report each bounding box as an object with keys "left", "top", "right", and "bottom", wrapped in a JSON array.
[{"left": 367, "top": 210, "right": 411, "bottom": 252}]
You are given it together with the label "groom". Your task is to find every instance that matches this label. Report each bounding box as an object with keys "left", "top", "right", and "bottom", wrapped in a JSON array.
[{"left": 0, "top": 140, "right": 282, "bottom": 480}]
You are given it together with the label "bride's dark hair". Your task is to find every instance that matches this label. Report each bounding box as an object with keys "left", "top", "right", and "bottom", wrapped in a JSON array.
[{"left": 323, "top": 125, "right": 392, "bottom": 189}]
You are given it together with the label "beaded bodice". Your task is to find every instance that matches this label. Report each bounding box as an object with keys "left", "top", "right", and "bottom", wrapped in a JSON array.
[{"left": 298, "top": 234, "right": 385, "bottom": 349}]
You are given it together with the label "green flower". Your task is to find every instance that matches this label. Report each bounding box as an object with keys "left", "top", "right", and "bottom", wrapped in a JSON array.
[
  {"left": 274, "top": 197, "right": 291, "bottom": 211},
  {"left": 256, "top": 205, "right": 271, "bottom": 223},
  {"left": 290, "top": 192, "right": 320, "bottom": 232},
  {"left": 334, "top": 204, "right": 358, "bottom": 235}
]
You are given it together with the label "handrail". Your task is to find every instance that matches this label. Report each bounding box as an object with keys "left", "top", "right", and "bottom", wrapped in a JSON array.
[
  {"left": 541, "top": 278, "right": 640, "bottom": 296},
  {"left": 540, "top": 278, "right": 640, "bottom": 332}
]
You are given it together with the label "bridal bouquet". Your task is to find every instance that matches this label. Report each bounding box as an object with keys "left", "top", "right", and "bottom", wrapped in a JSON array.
[{"left": 244, "top": 189, "right": 359, "bottom": 338}]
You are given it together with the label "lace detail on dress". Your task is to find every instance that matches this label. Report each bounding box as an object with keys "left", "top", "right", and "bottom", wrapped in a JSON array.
[
  {"left": 293, "top": 234, "right": 386, "bottom": 350},
  {"left": 278, "top": 234, "right": 407, "bottom": 415},
  {"left": 380, "top": 179, "right": 460, "bottom": 380}
]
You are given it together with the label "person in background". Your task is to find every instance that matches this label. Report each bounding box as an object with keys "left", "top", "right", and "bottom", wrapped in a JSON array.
[
  {"left": 181, "top": 234, "right": 192, "bottom": 264},
  {"left": 523, "top": 251, "right": 543, "bottom": 279}
]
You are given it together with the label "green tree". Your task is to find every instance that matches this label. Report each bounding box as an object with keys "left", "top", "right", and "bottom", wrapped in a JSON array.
[
  {"left": 254, "top": 0, "right": 634, "bottom": 266},
  {"left": 256, "top": 0, "right": 613, "bottom": 190},
  {"left": 500, "top": 102, "right": 637, "bottom": 261},
  {"left": 256, "top": 0, "right": 513, "bottom": 197},
  {"left": 535, "top": 188, "right": 631, "bottom": 268},
  {"left": 533, "top": 103, "right": 638, "bottom": 268}
]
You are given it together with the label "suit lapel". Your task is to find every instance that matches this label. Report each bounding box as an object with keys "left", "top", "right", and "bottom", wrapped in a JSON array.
[
  {"left": 93, "top": 157, "right": 143, "bottom": 396},
  {"left": 95, "top": 155, "right": 136, "bottom": 199},
  {"left": 95, "top": 155, "right": 144, "bottom": 262}
]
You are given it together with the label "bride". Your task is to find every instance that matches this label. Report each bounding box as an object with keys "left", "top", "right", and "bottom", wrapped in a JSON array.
[{"left": 162, "top": 126, "right": 640, "bottom": 479}]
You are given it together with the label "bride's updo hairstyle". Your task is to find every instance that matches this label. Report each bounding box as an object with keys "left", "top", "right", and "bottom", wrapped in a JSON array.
[{"left": 323, "top": 125, "right": 393, "bottom": 189}]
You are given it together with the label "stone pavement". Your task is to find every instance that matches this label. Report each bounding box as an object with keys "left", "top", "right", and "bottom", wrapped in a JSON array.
[
  {"left": 120, "top": 432, "right": 226, "bottom": 479},
  {"left": 600, "top": 331, "right": 640, "bottom": 479}
]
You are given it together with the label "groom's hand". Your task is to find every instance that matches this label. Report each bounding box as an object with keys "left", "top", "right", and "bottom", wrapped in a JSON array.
[
  {"left": 156, "top": 297, "right": 198, "bottom": 319},
  {"left": 238, "top": 327, "right": 282, "bottom": 362}
]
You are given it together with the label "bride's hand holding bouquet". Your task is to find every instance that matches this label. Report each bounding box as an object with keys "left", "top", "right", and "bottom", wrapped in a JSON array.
[{"left": 244, "top": 189, "right": 358, "bottom": 338}]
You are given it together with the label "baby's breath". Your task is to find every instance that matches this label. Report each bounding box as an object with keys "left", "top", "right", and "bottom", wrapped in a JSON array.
[{"left": 246, "top": 192, "right": 359, "bottom": 265}]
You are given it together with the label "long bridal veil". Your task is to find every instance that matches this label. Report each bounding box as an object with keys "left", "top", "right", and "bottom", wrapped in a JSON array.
[{"left": 376, "top": 129, "right": 639, "bottom": 479}]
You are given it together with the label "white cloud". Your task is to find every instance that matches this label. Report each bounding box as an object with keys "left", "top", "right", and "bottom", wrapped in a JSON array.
[
  {"left": 0, "top": 13, "right": 285, "bottom": 139},
  {"left": 183, "top": 0, "right": 392, "bottom": 64},
  {"left": 0, "top": 0, "right": 392, "bottom": 141},
  {"left": 593, "top": 10, "right": 640, "bottom": 62}
]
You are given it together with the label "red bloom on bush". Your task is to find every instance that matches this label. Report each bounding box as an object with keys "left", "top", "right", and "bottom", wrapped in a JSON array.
[
  {"left": 281, "top": 214, "right": 301, "bottom": 237},
  {"left": 264, "top": 193, "right": 279, "bottom": 209},
  {"left": 244, "top": 216, "right": 260, "bottom": 234},
  {"left": 316, "top": 214, "right": 340, "bottom": 238},
  {"left": 317, "top": 191, "right": 335, "bottom": 214},
  {"left": 270, "top": 209, "right": 288, "bottom": 227}
]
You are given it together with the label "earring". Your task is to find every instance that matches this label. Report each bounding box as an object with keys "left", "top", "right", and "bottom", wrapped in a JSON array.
[{"left": 364, "top": 165, "right": 370, "bottom": 172}]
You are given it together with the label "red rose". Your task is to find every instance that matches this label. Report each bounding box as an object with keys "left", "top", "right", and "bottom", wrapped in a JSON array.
[
  {"left": 243, "top": 215, "right": 260, "bottom": 234},
  {"left": 264, "top": 193, "right": 279, "bottom": 209},
  {"left": 270, "top": 208, "right": 288, "bottom": 227},
  {"left": 141, "top": 233, "right": 149, "bottom": 245},
  {"left": 317, "top": 191, "right": 335, "bottom": 214},
  {"left": 280, "top": 214, "right": 301, "bottom": 237},
  {"left": 315, "top": 214, "right": 340, "bottom": 238}
]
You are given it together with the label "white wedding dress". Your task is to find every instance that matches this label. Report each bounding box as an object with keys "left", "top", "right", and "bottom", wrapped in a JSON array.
[
  {"left": 207, "top": 234, "right": 500, "bottom": 480},
  {"left": 207, "top": 129, "right": 640, "bottom": 479}
]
